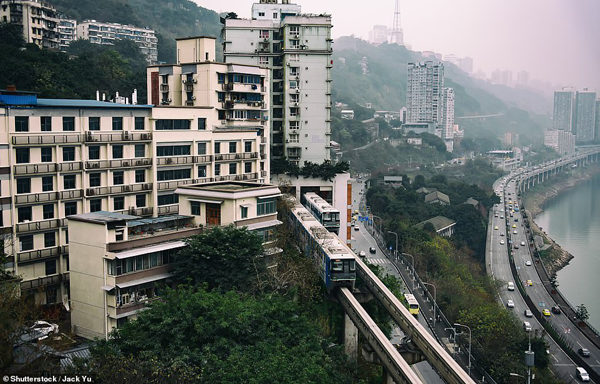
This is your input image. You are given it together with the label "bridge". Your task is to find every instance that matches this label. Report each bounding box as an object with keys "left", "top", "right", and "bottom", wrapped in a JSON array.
[{"left": 517, "top": 147, "right": 600, "bottom": 192}]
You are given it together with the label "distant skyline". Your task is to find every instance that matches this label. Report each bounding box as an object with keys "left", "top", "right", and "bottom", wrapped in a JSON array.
[{"left": 195, "top": 0, "right": 600, "bottom": 91}]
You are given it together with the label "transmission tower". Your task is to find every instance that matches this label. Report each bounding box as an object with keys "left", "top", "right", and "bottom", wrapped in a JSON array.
[{"left": 390, "top": 0, "right": 404, "bottom": 45}]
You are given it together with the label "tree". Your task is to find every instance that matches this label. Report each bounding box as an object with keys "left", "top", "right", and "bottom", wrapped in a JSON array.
[
  {"left": 172, "top": 225, "right": 264, "bottom": 291},
  {"left": 413, "top": 175, "right": 426, "bottom": 189},
  {"left": 575, "top": 304, "right": 589, "bottom": 322}
]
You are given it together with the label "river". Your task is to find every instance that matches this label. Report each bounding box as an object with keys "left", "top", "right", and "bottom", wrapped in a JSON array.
[{"left": 535, "top": 173, "right": 600, "bottom": 331}]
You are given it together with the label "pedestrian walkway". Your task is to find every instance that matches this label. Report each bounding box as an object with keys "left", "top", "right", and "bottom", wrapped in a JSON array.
[{"left": 366, "top": 258, "right": 390, "bottom": 265}]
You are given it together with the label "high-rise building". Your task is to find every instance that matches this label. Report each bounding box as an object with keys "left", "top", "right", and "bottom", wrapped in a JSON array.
[
  {"left": 441, "top": 88, "right": 454, "bottom": 140},
  {"left": 223, "top": 0, "right": 332, "bottom": 166},
  {"left": 544, "top": 129, "right": 575, "bottom": 155},
  {"left": 58, "top": 18, "right": 77, "bottom": 51},
  {"left": 368, "top": 25, "right": 389, "bottom": 45},
  {"left": 0, "top": 0, "right": 59, "bottom": 49},
  {"left": 573, "top": 89, "right": 597, "bottom": 143},
  {"left": 552, "top": 89, "right": 574, "bottom": 131},
  {"left": 516, "top": 70, "right": 529, "bottom": 87},
  {"left": 406, "top": 61, "right": 444, "bottom": 127},
  {"left": 595, "top": 100, "right": 600, "bottom": 142},
  {"left": 77, "top": 20, "right": 158, "bottom": 63}
]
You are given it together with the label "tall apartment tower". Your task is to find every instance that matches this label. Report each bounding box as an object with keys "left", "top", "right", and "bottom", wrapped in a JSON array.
[
  {"left": 0, "top": 0, "right": 59, "bottom": 49},
  {"left": 552, "top": 89, "right": 574, "bottom": 131},
  {"left": 406, "top": 61, "right": 444, "bottom": 127},
  {"left": 223, "top": 0, "right": 333, "bottom": 166},
  {"left": 595, "top": 99, "right": 600, "bottom": 142},
  {"left": 441, "top": 87, "right": 455, "bottom": 140},
  {"left": 573, "top": 89, "right": 597, "bottom": 143}
]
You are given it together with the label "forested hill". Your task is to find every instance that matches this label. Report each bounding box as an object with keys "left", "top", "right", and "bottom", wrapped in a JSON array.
[{"left": 49, "top": 0, "right": 221, "bottom": 62}]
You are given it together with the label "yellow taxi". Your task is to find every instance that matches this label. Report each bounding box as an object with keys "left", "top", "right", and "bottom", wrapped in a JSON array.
[
  {"left": 512, "top": 224, "right": 517, "bottom": 228},
  {"left": 542, "top": 309, "right": 551, "bottom": 317},
  {"left": 526, "top": 279, "right": 533, "bottom": 286}
]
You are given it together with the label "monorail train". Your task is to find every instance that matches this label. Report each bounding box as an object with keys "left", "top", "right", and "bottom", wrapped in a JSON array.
[
  {"left": 404, "top": 293, "right": 420, "bottom": 316},
  {"left": 287, "top": 196, "right": 355, "bottom": 291},
  {"left": 301, "top": 192, "right": 341, "bottom": 234}
]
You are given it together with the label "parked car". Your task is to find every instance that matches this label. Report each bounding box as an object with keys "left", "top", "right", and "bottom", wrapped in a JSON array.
[
  {"left": 552, "top": 306, "right": 561, "bottom": 314},
  {"left": 358, "top": 250, "right": 366, "bottom": 258},
  {"left": 20, "top": 321, "right": 59, "bottom": 342},
  {"left": 500, "top": 239, "right": 505, "bottom": 245},
  {"left": 578, "top": 348, "right": 591, "bottom": 358},
  {"left": 520, "top": 241, "right": 526, "bottom": 246}
]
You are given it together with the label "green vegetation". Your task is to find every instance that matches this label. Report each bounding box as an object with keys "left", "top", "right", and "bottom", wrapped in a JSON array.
[
  {"left": 575, "top": 304, "right": 590, "bottom": 322},
  {"left": 271, "top": 158, "right": 350, "bottom": 180},
  {"left": 0, "top": 24, "right": 147, "bottom": 100}
]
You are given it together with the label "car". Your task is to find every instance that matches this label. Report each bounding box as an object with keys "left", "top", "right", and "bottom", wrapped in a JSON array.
[
  {"left": 354, "top": 225, "right": 360, "bottom": 231},
  {"left": 358, "top": 250, "right": 366, "bottom": 258},
  {"left": 369, "top": 247, "right": 376, "bottom": 254},
  {"left": 542, "top": 309, "right": 551, "bottom": 317},
  {"left": 494, "top": 226, "right": 499, "bottom": 230},
  {"left": 524, "top": 309, "right": 533, "bottom": 318},
  {"left": 520, "top": 241, "right": 525, "bottom": 246},
  {"left": 507, "top": 282, "right": 514, "bottom": 291},
  {"left": 513, "top": 230, "right": 518, "bottom": 234},
  {"left": 576, "top": 367, "right": 590, "bottom": 382},
  {"left": 21, "top": 321, "right": 59, "bottom": 342},
  {"left": 512, "top": 224, "right": 517, "bottom": 228},
  {"left": 500, "top": 239, "right": 505, "bottom": 245},
  {"left": 525, "top": 260, "right": 532, "bottom": 266},
  {"left": 523, "top": 321, "right": 532, "bottom": 332},
  {"left": 500, "top": 232, "right": 504, "bottom": 236},
  {"left": 526, "top": 279, "right": 533, "bottom": 286},
  {"left": 578, "top": 348, "right": 591, "bottom": 357},
  {"left": 507, "top": 300, "right": 515, "bottom": 308},
  {"left": 500, "top": 215, "right": 504, "bottom": 219},
  {"left": 551, "top": 305, "right": 561, "bottom": 314},
  {"left": 514, "top": 218, "right": 519, "bottom": 222}
]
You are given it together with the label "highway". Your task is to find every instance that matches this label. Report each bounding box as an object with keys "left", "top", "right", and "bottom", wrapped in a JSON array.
[{"left": 489, "top": 165, "right": 600, "bottom": 383}]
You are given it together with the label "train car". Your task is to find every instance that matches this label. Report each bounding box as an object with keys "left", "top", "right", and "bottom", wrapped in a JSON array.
[
  {"left": 287, "top": 196, "right": 355, "bottom": 291},
  {"left": 404, "top": 293, "right": 420, "bottom": 316},
  {"left": 301, "top": 192, "right": 341, "bottom": 234}
]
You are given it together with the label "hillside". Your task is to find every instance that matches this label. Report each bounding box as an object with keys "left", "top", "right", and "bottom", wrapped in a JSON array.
[{"left": 49, "top": 0, "right": 222, "bottom": 62}]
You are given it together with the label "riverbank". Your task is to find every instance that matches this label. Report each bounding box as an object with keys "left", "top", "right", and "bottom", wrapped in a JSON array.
[{"left": 523, "top": 165, "right": 600, "bottom": 276}]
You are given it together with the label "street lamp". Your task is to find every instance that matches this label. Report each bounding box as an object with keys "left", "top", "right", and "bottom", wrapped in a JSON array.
[
  {"left": 387, "top": 231, "right": 398, "bottom": 260},
  {"left": 445, "top": 327, "right": 457, "bottom": 353},
  {"left": 454, "top": 323, "right": 472, "bottom": 376},
  {"left": 401, "top": 252, "right": 415, "bottom": 289},
  {"left": 509, "top": 372, "right": 524, "bottom": 384},
  {"left": 423, "top": 282, "right": 437, "bottom": 327}
]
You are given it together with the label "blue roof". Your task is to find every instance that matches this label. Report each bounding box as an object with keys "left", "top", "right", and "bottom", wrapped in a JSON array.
[{"left": 37, "top": 99, "right": 152, "bottom": 109}]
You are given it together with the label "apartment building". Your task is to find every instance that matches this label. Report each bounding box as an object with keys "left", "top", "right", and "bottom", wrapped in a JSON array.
[
  {"left": 223, "top": 0, "right": 333, "bottom": 166},
  {"left": 544, "top": 129, "right": 575, "bottom": 155},
  {"left": 0, "top": 0, "right": 59, "bottom": 49},
  {"left": 573, "top": 89, "right": 597, "bottom": 143},
  {"left": 57, "top": 18, "right": 76, "bottom": 51},
  {"left": 552, "top": 89, "right": 574, "bottom": 132},
  {"left": 77, "top": 20, "right": 158, "bottom": 63},
  {"left": 69, "top": 181, "right": 281, "bottom": 339},
  {"left": 406, "top": 61, "right": 444, "bottom": 127}
]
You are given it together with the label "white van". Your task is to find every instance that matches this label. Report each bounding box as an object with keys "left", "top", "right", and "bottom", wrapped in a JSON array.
[
  {"left": 507, "top": 282, "right": 515, "bottom": 291},
  {"left": 576, "top": 367, "right": 589, "bottom": 382}
]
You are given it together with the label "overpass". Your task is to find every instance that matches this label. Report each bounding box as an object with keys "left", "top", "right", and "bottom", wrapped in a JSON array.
[{"left": 517, "top": 147, "right": 600, "bottom": 192}]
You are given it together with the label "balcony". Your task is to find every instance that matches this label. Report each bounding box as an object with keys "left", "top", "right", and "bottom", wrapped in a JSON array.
[
  {"left": 113, "top": 206, "right": 153, "bottom": 217},
  {"left": 158, "top": 204, "right": 179, "bottom": 216},
  {"left": 86, "top": 183, "right": 153, "bottom": 197},
  {"left": 15, "top": 191, "right": 59, "bottom": 205},
  {"left": 157, "top": 156, "right": 193, "bottom": 166},
  {"left": 85, "top": 158, "right": 152, "bottom": 170},
  {"left": 222, "top": 83, "right": 234, "bottom": 91},
  {"left": 107, "top": 227, "right": 202, "bottom": 252},
  {"left": 17, "top": 244, "right": 67, "bottom": 264},
  {"left": 58, "top": 161, "right": 83, "bottom": 172},
  {"left": 261, "top": 170, "right": 268, "bottom": 178},
  {"left": 194, "top": 155, "right": 213, "bottom": 164},
  {"left": 157, "top": 177, "right": 215, "bottom": 191},
  {"left": 84, "top": 131, "right": 152, "bottom": 142},
  {"left": 16, "top": 218, "right": 67, "bottom": 234},
  {"left": 20, "top": 272, "right": 67, "bottom": 291},
  {"left": 12, "top": 134, "right": 81, "bottom": 145},
  {"left": 214, "top": 152, "right": 257, "bottom": 162},
  {"left": 13, "top": 163, "right": 57, "bottom": 175}
]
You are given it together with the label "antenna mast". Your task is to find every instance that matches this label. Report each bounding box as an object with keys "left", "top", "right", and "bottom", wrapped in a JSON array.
[{"left": 391, "top": 0, "right": 404, "bottom": 45}]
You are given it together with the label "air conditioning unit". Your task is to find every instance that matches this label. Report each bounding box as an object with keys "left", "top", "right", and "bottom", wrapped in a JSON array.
[
  {"left": 144, "top": 183, "right": 151, "bottom": 190},
  {"left": 122, "top": 161, "right": 130, "bottom": 167},
  {"left": 128, "top": 206, "right": 135, "bottom": 215},
  {"left": 141, "top": 133, "right": 149, "bottom": 140},
  {"left": 124, "top": 186, "right": 131, "bottom": 192},
  {"left": 191, "top": 96, "right": 196, "bottom": 100},
  {"left": 166, "top": 158, "right": 173, "bottom": 164},
  {"left": 86, "top": 188, "right": 95, "bottom": 196}
]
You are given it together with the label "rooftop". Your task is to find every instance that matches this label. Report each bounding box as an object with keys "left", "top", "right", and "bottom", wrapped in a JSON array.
[
  {"left": 415, "top": 216, "right": 456, "bottom": 232},
  {"left": 179, "top": 181, "right": 275, "bottom": 193},
  {"left": 0, "top": 90, "right": 152, "bottom": 109},
  {"left": 127, "top": 214, "right": 192, "bottom": 228},
  {"left": 68, "top": 211, "right": 140, "bottom": 224},
  {"left": 425, "top": 191, "right": 450, "bottom": 204}
]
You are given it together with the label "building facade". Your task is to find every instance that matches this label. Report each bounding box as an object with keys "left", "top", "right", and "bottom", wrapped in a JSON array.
[
  {"left": 552, "top": 89, "right": 574, "bottom": 132},
  {"left": 76, "top": 20, "right": 158, "bottom": 63},
  {"left": 544, "top": 129, "right": 575, "bottom": 155},
  {"left": 406, "top": 61, "right": 444, "bottom": 127},
  {"left": 0, "top": 0, "right": 59, "bottom": 49},
  {"left": 573, "top": 89, "right": 597, "bottom": 143},
  {"left": 223, "top": 0, "right": 333, "bottom": 166},
  {"left": 57, "top": 18, "right": 76, "bottom": 51},
  {"left": 596, "top": 100, "right": 600, "bottom": 142}
]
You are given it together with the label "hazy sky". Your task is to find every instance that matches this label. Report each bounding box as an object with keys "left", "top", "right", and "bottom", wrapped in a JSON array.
[{"left": 195, "top": 0, "right": 600, "bottom": 91}]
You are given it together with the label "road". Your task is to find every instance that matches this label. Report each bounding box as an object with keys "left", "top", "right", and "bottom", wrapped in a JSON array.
[{"left": 489, "top": 173, "right": 600, "bottom": 383}]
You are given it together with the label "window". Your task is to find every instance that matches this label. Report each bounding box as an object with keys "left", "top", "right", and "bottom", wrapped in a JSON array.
[
  {"left": 257, "top": 198, "right": 276, "bottom": 215},
  {"left": 191, "top": 201, "right": 201, "bottom": 215},
  {"left": 135, "top": 194, "right": 146, "bottom": 208},
  {"left": 197, "top": 142, "right": 207, "bottom": 155},
  {"left": 89, "top": 198, "right": 102, "bottom": 212},
  {"left": 43, "top": 204, "right": 54, "bottom": 220},
  {"left": 88, "top": 117, "right": 100, "bottom": 131},
  {"left": 155, "top": 119, "right": 191, "bottom": 130},
  {"left": 63, "top": 116, "right": 75, "bottom": 131},
  {"left": 198, "top": 165, "right": 207, "bottom": 178},
  {"left": 135, "top": 169, "right": 145, "bottom": 183},
  {"left": 259, "top": 56, "right": 269, "bottom": 65},
  {"left": 63, "top": 146, "right": 75, "bottom": 161},
  {"left": 19, "top": 235, "right": 33, "bottom": 251},
  {"left": 135, "top": 144, "right": 145, "bottom": 158},
  {"left": 41, "top": 147, "right": 52, "bottom": 162},
  {"left": 15, "top": 116, "right": 29, "bottom": 132},
  {"left": 156, "top": 168, "right": 191, "bottom": 181},
  {"left": 244, "top": 141, "right": 252, "bottom": 153},
  {"left": 88, "top": 145, "right": 100, "bottom": 159},
  {"left": 63, "top": 174, "right": 76, "bottom": 189},
  {"left": 241, "top": 206, "right": 248, "bottom": 219},
  {"left": 112, "top": 117, "right": 123, "bottom": 131},
  {"left": 229, "top": 163, "right": 237, "bottom": 175},
  {"left": 16, "top": 178, "right": 30, "bottom": 194},
  {"left": 41, "top": 116, "right": 52, "bottom": 131},
  {"left": 245, "top": 162, "right": 252, "bottom": 173},
  {"left": 218, "top": 73, "right": 225, "bottom": 84},
  {"left": 156, "top": 145, "right": 190, "bottom": 157},
  {"left": 273, "top": 12, "right": 277, "bottom": 19},
  {"left": 157, "top": 194, "right": 178, "bottom": 206},
  {"left": 214, "top": 142, "right": 221, "bottom": 154},
  {"left": 113, "top": 171, "right": 124, "bottom": 185},
  {"left": 135, "top": 117, "right": 145, "bottom": 130},
  {"left": 113, "top": 196, "right": 125, "bottom": 210},
  {"left": 290, "top": 121, "right": 299, "bottom": 130},
  {"left": 229, "top": 141, "right": 237, "bottom": 153},
  {"left": 198, "top": 117, "right": 206, "bottom": 130},
  {"left": 112, "top": 145, "right": 123, "bottom": 159},
  {"left": 89, "top": 172, "right": 101, "bottom": 187},
  {"left": 258, "top": 12, "right": 265, "bottom": 17},
  {"left": 64, "top": 201, "right": 77, "bottom": 216},
  {"left": 16, "top": 148, "right": 29, "bottom": 164},
  {"left": 42, "top": 176, "right": 53, "bottom": 191},
  {"left": 18, "top": 207, "right": 32, "bottom": 223},
  {"left": 260, "top": 30, "right": 269, "bottom": 38},
  {"left": 45, "top": 259, "right": 56, "bottom": 275},
  {"left": 44, "top": 232, "right": 55, "bottom": 247},
  {"left": 214, "top": 164, "right": 221, "bottom": 176}
]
